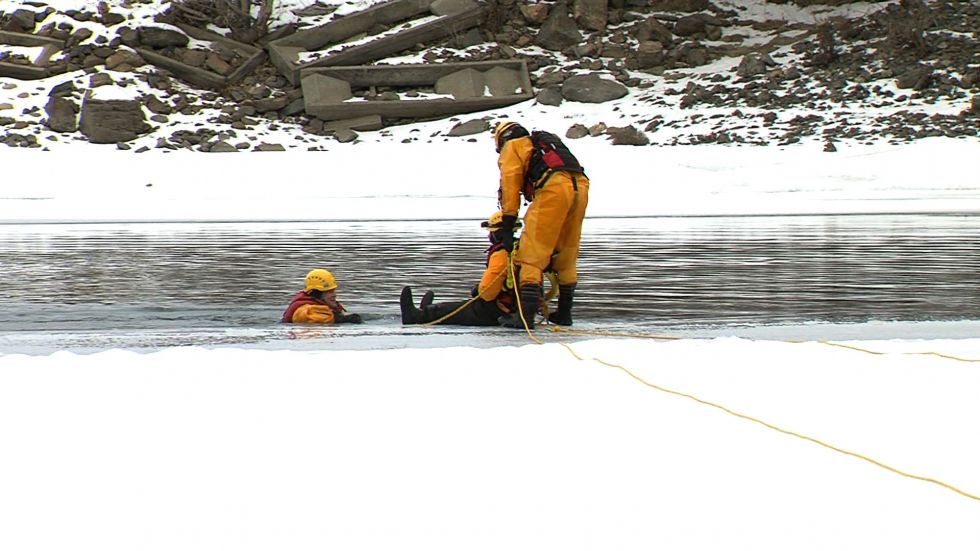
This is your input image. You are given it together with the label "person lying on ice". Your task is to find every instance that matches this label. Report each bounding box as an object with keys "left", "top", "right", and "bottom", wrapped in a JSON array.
[
  {"left": 400, "top": 212, "right": 539, "bottom": 326},
  {"left": 282, "top": 269, "right": 363, "bottom": 324}
]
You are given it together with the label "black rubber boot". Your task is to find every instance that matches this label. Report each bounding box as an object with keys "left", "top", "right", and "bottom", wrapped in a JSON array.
[
  {"left": 420, "top": 290, "right": 435, "bottom": 310},
  {"left": 547, "top": 284, "right": 576, "bottom": 326},
  {"left": 400, "top": 286, "right": 423, "bottom": 324},
  {"left": 499, "top": 283, "right": 541, "bottom": 329}
]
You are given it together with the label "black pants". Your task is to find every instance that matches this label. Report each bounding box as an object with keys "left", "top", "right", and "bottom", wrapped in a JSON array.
[{"left": 420, "top": 299, "right": 505, "bottom": 326}]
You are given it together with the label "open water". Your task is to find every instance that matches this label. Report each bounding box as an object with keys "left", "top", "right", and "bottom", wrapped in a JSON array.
[{"left": 1, "top": 214, "right": 978, "bottom": 353}]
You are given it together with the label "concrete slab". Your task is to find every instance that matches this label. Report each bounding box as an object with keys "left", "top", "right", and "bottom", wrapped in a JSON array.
[
  {"left": 435, "top": 68, "right": 485, "bottom": 99},
  {"left": 135, "top": 23, "right": 266, "bottom": 91},
  {"left": 268, "top": 0, "right": 484, "bottom": 85},
  {"left": 0, "top": 30, "right": 66, "bottom": 80},
  {"left": 301, "top": 73, "right": 353, "bottom": 105},
  {"left": 301, "top": 60, "right": 533, "bottom": 122}
]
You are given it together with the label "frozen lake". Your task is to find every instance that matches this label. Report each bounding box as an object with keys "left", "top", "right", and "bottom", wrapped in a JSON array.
[{"left": 1, "top": 214, "right": 979, "bottom": 353}]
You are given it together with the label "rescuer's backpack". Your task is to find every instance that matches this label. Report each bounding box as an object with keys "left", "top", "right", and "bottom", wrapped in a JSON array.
[{"left": 523, "top": 131, "right": 586, "bottom": 201}]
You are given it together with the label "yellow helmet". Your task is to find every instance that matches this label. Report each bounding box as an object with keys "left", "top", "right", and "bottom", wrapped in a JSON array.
[
  {"left": 481, "top": 210, "right": 522, "bottom": 231},
  {"left": 304, "top": 268, "right": 338, "bottom": 292},
  {"left": 493, "top": 120, "right": 529, "bottom": 152}
]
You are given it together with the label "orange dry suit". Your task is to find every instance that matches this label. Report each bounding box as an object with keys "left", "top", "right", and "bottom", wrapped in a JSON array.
[
  {"left": 498, "top": 135, "right": 589, "bottom": 287},
  {"left": 281, "top": 291, "right": 348, "bottom": 324}
]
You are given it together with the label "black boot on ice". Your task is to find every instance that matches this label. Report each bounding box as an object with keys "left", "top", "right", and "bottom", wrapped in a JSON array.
[
  {"left": 420, "top": 290, "right": 435, "bottom": 310},
  {"left": 499, "top": 283, "right": 541, "bottom": 329},
  {"left": 547, "top": 284, "right": 576, "bottom": 326},
  {"left": 400, "top": 286, "right": 423, "bottom": 325}
]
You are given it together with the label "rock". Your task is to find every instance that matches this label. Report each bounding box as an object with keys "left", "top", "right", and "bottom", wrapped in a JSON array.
[
  {"left": 608, "top": 125, "right": 649, "bottom": 145},
  {"left": 253, "top": 95, "right": 289, "bottom": 113},
  {"left": 574, "top": 0, "right": 608, "bottom": 32},
  {"left": 632, "top": 17, "right": 673, "bottom": 46},
  {"left": 648, "top": 0, "right": 710, "bottom": 10},
  {"left": 896, "top": 65, "right": 934, "bottom": 90},
  {"left": 49, "top": 81, "right": 77, "bottom": 98},
  {"left": 520, "top": 4, "right": 550, "bottom": 25},
  {"left": 635, "top": 41, "right": 666, "bottom": 69},
  {"left": 333, "top": 128, "right": 358, "bottom": 143},
  {"left": 208, "top": 140, "right": 238, "bottom": 152},
  {"left": 78, "top": 93, "right": 152, "bottom": 144},
  {"left": 561, "top": 73, "right": 629, "bottom": 103},
  {"left": 143, "top": 95, "right": 172, "bottom": 115},
  {"left": 2, "top": 9, "right": 37, "bottom": 33},
  {"left": 105, "top": 50, "right": 145, "bottom": 70},
  {"left": 566, "top": 123, "right": 589, "bottom": 139},
  {"left": 737, "top": 53, "right": 775, "bottom": 78},
  {"left": 447, "top": 118, "right": 490, "bottom": 136},
  {"left": 89, "top": 74, "right": 114, "bottom": 89},
  {"left": 536, "top": 86, "right": 564, "bottom": 106},
  {"left": 674, "top": 15, "right": 706, "bottom": 37},
  {"left": 44, "top": 96, "right": 78, "bottom": 133},
  {"left": 536, "top": 1, "right": 583, "bottom": 51},
  {"left": 255, "top": 143, "right": 286, "bottom": 151},
  {"left": 206, "top": 53, "right": 233, "bottom": 76},
  {"left": 181, "top": 49, "right": 207, "bottom": 67},
  {"left": 138, "top": 26, "right": 189, "bottom": 48}
]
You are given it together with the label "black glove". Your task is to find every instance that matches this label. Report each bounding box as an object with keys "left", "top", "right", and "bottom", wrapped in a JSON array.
[
  {"left": 471, "top": 285, "right": 479, "bottom": 297},
  {"left": 497, "top": 214, "right": 517, "bottom": 251},
  {"left": 338, "top": 313, "right": 363, "bottom": 324},
  {"left": 497, "top": 231, "right": 514, "bottom": 251}
]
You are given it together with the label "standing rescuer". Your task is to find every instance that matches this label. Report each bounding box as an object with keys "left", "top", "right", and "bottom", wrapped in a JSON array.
[
  {"left": 493, "top": 120, "right": 590, "bottom": 328},
  {"left": 281, "top": 269, "right": 363, "bottom": 324}
]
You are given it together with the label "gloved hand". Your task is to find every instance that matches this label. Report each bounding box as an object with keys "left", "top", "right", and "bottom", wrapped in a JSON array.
[
  {"left": 497, "top": 214, "right": 517, "bottom": 251},
  {"left": 470, "top": 285, "right": 479, "bottom": 297},
  {"left": 495, "top": 230, "right": 514, "bottom": 251},
  {"left": 338, "top": 313, "right": 363, "bottom": 324}
]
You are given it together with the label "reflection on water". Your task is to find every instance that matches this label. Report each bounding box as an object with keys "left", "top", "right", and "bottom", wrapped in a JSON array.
[{"left": 1, "top": 215, "right": 979, "bottom": 336}]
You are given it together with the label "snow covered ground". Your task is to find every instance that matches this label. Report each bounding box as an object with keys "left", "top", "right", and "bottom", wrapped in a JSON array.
[
  {"left": 2, "top": 0, "right": 980, "bottom": 546},
  {"left": 2, "top": 135, "right": 979, "bottom": 550}
]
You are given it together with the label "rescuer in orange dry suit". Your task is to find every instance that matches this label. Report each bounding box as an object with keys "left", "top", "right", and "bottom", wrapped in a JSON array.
[
  {"left": 400, "top": 212, "right": 527, "bottom": 326},
  {"left": 281, "top": 269, "right": 363, "bottom": 324},
  {"left": 492, "top": 121, "right": 589, "bottom": 329}
]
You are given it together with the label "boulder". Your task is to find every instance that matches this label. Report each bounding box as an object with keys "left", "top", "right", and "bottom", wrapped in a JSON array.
[
  {"left": 536, "top": 1, "right": 582, "bottom": 51},
  {"left": 896, "top": 65, "right": 933, "bottom": 90},
  {"left": 737, "top": 53, "right": 775, "bottom": 78},
  {"left": 79, "top": 93, "right": 152, "bottom": 144},
  {"left": 447, "top": 118, "right": 490, "bottom": 136},
  {"left": 636, "top": 41, "right": 666, "bottom": 69},
  {"left": 673, "top": 14, "right": 706, "bottom": 37},
  {"left": 138, "top": 26, "right": 189, "bottom": 49},
  {"left": 608, "top": 125, "right": 649, "bottom": 145},
  {"left": 561, "top": 74, "right": 629, "bottom": 103},
  {"left": 574, "top": 0, "right": 608, "bottom": 32},
  {"left": 44, "top": 96, "right": 78, "bottom": 133},
  {"left": 536, "top": 86, "right": 564, "bottom": 106},
  {"left": 2, "top": 9, "right": 37, "bottom": 33}
]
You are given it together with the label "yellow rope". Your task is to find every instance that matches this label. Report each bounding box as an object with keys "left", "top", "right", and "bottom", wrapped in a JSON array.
[
  {"left": 816, "top": 340, "right": 980, "bottom": 363},
  {"left": 530, "top": 321, "right": 980, "bottom": 501},
  {"left": 590, "top": 354, "right": 980, "bottom": 502},
  {"left": 543, "top": 327, "right": 980, "bottom": 364}
]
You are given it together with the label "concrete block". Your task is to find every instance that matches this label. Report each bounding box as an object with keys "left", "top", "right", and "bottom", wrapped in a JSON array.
[
  {"left": 267, "top": 0, "right": 484, "bottom": 84},
  {"left": 435, "top": 68, "right": 485, "bottom": 99},
  {"left": 484, "top": 67, "right": 524, "bottom": 97},
  {"left": 300, "top": 60, "right": 533, "bottom": 122},
  {"left": 302, "top": 73, "right": 353, "bottom": 105}
]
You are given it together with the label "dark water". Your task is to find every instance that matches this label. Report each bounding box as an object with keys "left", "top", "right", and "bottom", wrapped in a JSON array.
[{"left": 1, "top": 214, "right": 978, "bottom": 352}]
